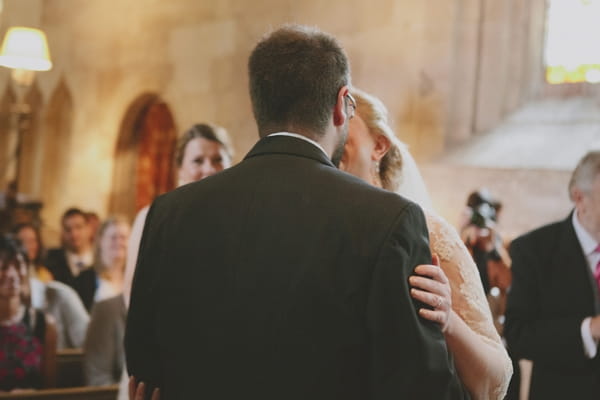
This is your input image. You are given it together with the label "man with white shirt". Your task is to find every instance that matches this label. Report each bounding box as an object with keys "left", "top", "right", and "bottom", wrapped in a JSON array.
[
  {"left": 506, "top": 151, "right": 600, "bottom": 399},
  {"left": 126, "top": 24, "right": 465, "bottom": 400},
  {"left": 46, "top": 208, "right": 94, "bottom": 303}
]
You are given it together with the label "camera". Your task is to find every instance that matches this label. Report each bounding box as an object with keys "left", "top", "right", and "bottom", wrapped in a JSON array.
[
  {"left": 466, "top": 189, "right": 501, "bottom": 229},
  {"left": 469, "top": 202, "right": 497, "bottom": 229}
]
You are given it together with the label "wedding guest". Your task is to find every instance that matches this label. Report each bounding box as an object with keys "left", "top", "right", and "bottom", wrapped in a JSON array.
[
  {"left": 118, "top": 124, "right": 233, "bottom": 398},
  {"left": 14, "top": 223, "right": 53, "bottom": 282},
  {"left": 0, "top": 235, "right": 56, "bottom": 391},
  {"left": 45, "top": 208, "right": 94, "bottom": 303},
  {"left": 76, "top": 216, "right": 130, "bottom": 311},
  {"left": 505, "top": 151, "right": 600, "bottom": 399}
]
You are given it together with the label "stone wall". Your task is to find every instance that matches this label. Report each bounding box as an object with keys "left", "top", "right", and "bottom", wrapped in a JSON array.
[{"left": 0, "top": 0, "right": 548, "bottom": 244}]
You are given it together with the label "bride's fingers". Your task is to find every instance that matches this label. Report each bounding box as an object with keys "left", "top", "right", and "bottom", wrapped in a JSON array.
[
  {"left": 410, "top": 288, "right": 449, "bottom": 310},
  {"left": 409, "top": 275, "right": 450, "bottom": 298},
  {"left": 432, "top": 253, "right": 440, "bottom": 267},
  {"left": 413, "top": 264, "right": 449, "bottom": 284},
  {"left": 419, "top": 308, "right": 448, "bottom": 327}
]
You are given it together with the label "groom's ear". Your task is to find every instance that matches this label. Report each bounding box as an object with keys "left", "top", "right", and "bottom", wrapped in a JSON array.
[
  {"left": 333, "top": 86, "right": 349, "bottom": 127},
  {"left": 372, "top": 134, "right": 391, "bottom": 161}
]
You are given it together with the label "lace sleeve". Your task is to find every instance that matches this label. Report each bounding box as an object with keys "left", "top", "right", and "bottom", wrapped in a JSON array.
[{"left": 425, "top": 210, "right": 512, "bottom": 399}]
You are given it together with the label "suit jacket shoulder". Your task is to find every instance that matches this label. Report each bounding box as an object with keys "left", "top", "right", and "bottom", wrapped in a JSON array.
[{"left": 510, "top": 217, "right": 566, "bottom": 254}]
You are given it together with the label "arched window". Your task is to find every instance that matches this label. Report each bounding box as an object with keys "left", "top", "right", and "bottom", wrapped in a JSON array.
[
  {"left": 545, "top": 0, "right": 600, "bottom": 84},
  {"left": 109, "top": 94, "right": 177, "bottom": 219}
]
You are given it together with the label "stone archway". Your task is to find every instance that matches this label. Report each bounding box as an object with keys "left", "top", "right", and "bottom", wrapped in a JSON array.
[{"left": 109, "top": 94, "right": 177, "bottom": 219}]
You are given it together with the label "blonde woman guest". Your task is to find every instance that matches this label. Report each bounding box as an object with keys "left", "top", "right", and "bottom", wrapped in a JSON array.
[
  {"left": 76, "top": 216, "right": 130, "bottom": 311},
  {"left": 117, "top": 123, "right": 232, "bottom": 398},
  {"left": 123, "top": 123, "right": 233, "bottom": 307},
  {"left": 339, "top": 88, "right": 512, "bottom": 399}
]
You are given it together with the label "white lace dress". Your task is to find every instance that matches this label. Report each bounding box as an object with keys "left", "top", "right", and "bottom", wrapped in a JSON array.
[{"left": 425, "top": 210, "right": 513, "bottom": 399}]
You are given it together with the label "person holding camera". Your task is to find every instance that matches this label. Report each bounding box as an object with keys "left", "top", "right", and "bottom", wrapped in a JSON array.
[{"left": 461, "top": 189, "right": 512, "bottom": 298}]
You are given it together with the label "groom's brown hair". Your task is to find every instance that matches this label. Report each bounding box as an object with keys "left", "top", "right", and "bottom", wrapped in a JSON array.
[{"left": 248, "top": 25, "right": 350, "bottom": 139}]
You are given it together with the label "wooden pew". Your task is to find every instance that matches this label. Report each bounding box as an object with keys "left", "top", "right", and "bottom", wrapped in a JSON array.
[
  {"left": 0, "top": 384, "right": 118, "bottom": 400},
  {"left": 55, "top": 349, "right": 85, "bottom": 388}
]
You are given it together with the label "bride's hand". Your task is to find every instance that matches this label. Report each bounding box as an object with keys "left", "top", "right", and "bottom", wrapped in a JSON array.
[{"left": 409, "top": 254, "right": 452, "bottom": 332}]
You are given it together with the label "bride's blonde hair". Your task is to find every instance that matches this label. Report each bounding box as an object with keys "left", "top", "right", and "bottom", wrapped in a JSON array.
[{"left": 350, "top": 88, "right": 404, "bottom": 192}]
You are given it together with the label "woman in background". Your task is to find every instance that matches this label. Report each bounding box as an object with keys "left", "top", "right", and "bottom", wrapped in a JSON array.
[
  {"left": 14, "top": 223, "right": 53, "bottom": 283},
  {"left": 123, "top": 123, "right": 233, "bottom": 306},
  {"left": 0, "top": 235, "right": 56, "bottom": 391},
  {"left": 109, "top": 123, "right": 232, "bottom": 394},
  {"left": 340, "top": 88, "right": 512, "bottom": 399},
  {"left": 76, "top": 216, "right": 130, "bottom": 311}
]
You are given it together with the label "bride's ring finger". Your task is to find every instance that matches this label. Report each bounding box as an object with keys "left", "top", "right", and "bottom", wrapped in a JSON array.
[{"left": 435, "top": 296, "right": 443, "bottom": 309}]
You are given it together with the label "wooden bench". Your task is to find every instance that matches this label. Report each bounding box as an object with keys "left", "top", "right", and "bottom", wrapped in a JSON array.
[
  {"left": 0, "top": 384, "right": 118, "bottom": 400},
  {"left": 55, "top": 348, "right": 85, "bottom": 388}
]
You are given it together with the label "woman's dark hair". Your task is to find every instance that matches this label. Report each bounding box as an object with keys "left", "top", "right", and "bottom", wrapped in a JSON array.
[
  {"left": 0, "top": 234, "right": 27, "bottom": 263},
  {"left": 13, "top": 223, "right": 45, "bottom": 267},
  {"left": 0, "top": 235, "right": 31, "bottom": 308},
  {"left": 174, "top": 123, "right": 233, "bottom": 168}
]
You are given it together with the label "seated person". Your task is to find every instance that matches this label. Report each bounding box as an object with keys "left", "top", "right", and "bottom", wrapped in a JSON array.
[
  {"left": 29, "top": 278, "right": 89, "bottom": 350},
  {"left": 45, "top": 208, "right": 94, "bottom": 304},
  {"left": 14, "top": 223, "right": 53, "bottom": 282},
  {"left": 14, "top": 223, "right": 88, "bottom": 349},
  {"left": 84, "top": 293, "right": 126, "bottom": 386},
  {"left": 75, "top": 216, "right": 130, "bottom": 311},
  {"left": 0, "top": 235, "right": 56, "bottom": 391}
]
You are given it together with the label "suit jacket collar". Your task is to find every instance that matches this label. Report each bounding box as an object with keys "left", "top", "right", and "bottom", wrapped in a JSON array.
[
  {"left": 561, "top": 211, "right": 600, "bottom": 312},
  {"left": 244, "top": 135, "right": 336, "bottom": 168}
]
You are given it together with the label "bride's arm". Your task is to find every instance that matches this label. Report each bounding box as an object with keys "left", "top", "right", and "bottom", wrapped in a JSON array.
[
  {"left": 413, "top": 211, "right": 512, "bottom": 400},
  {"left": 443, "top": 308, "right": 509, "bottom": 400},
  {"left": 410, "top": 262, "right": 509, "bottom": 400}
]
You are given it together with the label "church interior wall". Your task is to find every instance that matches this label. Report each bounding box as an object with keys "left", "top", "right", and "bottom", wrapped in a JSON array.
[{"left": 0, "top": 0, "right": 554, "bottom": 244}]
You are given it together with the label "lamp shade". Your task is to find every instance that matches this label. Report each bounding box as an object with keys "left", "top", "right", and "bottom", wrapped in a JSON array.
[{"left": 0, "top": 26, "right": 52, "bottom": 71}]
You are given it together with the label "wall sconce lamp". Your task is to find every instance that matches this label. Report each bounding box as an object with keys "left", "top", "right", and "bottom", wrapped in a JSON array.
[{"left": 0, "top": 26, "right": 52, "bottom": 193}]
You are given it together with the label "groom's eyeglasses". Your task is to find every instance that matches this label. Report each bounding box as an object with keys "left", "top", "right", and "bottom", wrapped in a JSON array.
[{"left": 345, "top": 93, "right": 356, "bottom": 119}]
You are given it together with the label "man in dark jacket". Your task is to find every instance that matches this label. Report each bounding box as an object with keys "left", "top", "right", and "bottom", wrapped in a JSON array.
[{"left": 506, "top": 151, "right": 600, "bottom": 399}]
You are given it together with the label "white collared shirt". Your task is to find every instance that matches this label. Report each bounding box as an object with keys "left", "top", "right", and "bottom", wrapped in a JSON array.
[
  {"left": 66, "top": 249, "right": 94, "bottom": 277},
  {"left": 267, "top": 132, "right": 329, "bottom": 160},
  {"left": 573, "top": 210, "right": 600, "bottom": 272},
  {"left": 574, "top": 211, "right": 600, "bottom": 358}
]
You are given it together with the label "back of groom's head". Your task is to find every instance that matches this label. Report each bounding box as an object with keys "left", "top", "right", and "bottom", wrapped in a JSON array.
[{"left": 248, "top": 25, "right": 350, "bottom": 139}]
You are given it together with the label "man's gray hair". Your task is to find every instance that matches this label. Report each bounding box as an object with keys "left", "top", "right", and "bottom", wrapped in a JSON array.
[{"left": 569, "top": 151, "right": 600, "bottom": 200}]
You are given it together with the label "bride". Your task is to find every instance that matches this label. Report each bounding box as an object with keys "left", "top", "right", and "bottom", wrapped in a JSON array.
[{"left": 339, "top": 88, "right": 512, "bottom": 399}]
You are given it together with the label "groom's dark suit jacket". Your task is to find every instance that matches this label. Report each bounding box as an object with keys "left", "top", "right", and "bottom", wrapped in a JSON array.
[
  {"left": 505, "top": 212, "right": 600, "bottom": 399},
  {"left": 125, "top": 135, "right": 466, "bottom": 399}
]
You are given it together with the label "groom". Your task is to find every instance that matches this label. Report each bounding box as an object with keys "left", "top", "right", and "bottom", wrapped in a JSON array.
[{"left": 125, "top": 25, "right": 466, "bottom": 399}]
